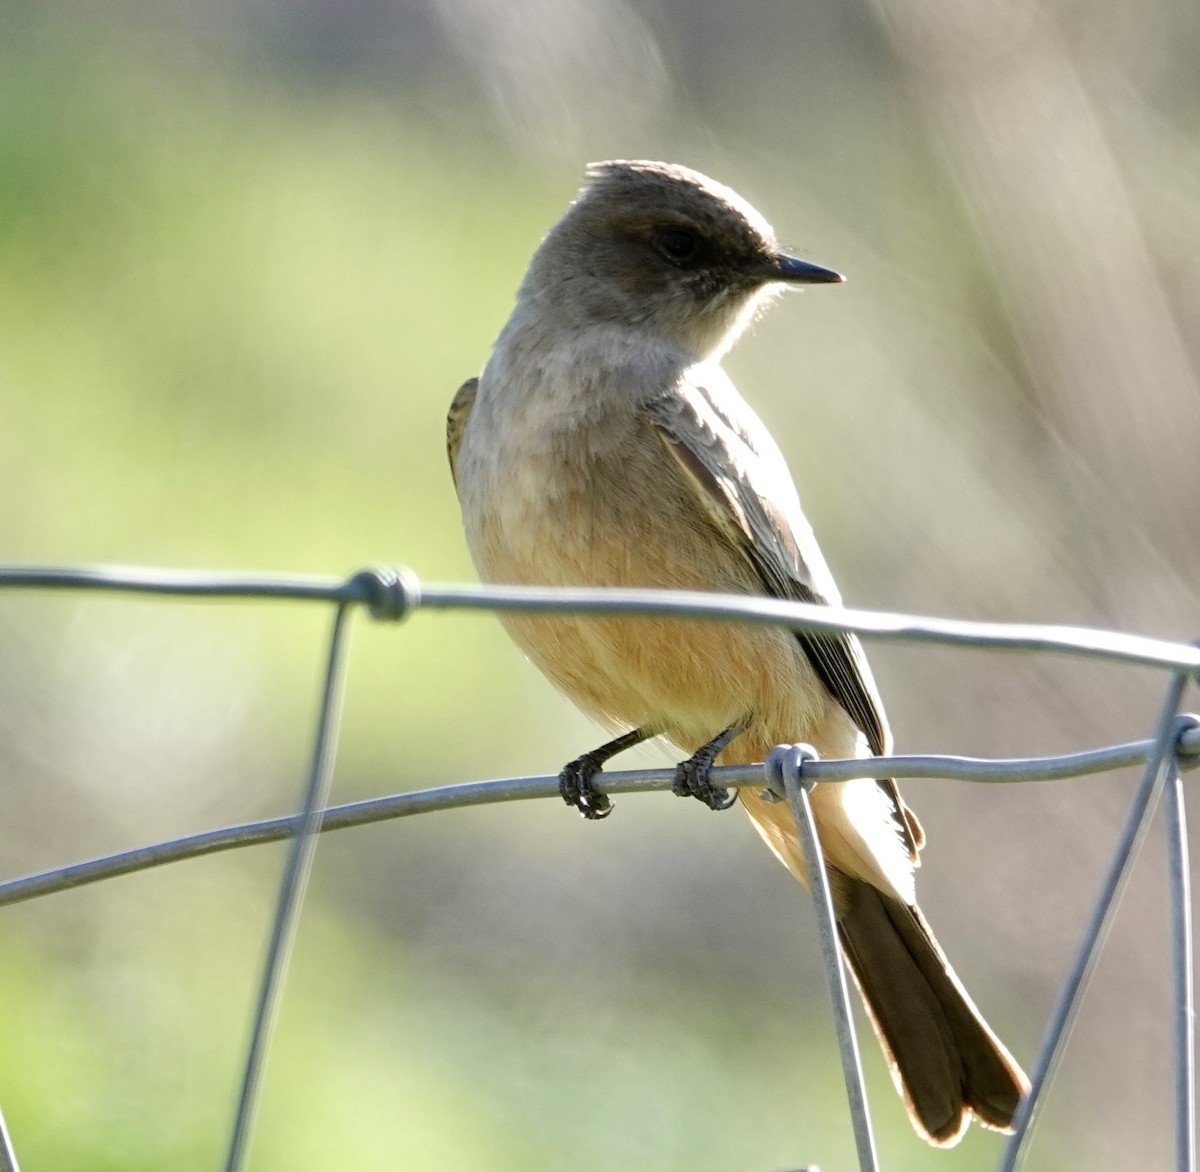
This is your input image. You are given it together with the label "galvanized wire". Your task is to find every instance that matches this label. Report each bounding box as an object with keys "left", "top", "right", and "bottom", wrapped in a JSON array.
[
  {"left": 1000, "top": 676, "right": 1194, "bottom": 1171},
  {"left": 0, "top": 1104, "right": 19, "bottom": 1172},
  {"left": 0, "top": 563, "right": 1197, "bottom": 1172},
  {"left": 1, "top": 732, "right": 1198, "bottom": 909},
  {"left": 1, "top": 565, "right": 1197, "bottom": 672},
  {"left": 222, "top": 602, "right": 354, "bottom": 1172},
  {"left": 1167, "top": 761, "right": 1196, "bottom": 1172},
  {"left": 770, "top": 744, "right": 880, "bottom": 1172}
]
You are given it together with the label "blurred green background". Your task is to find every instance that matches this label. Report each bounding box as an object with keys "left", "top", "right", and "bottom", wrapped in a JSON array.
[{"left": 1, "top": 0, "right": 1199, "bottom": 1168}]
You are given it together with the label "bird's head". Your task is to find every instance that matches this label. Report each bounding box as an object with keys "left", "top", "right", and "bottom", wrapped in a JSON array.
[{"left": 520, "top": 160, "right": 842, "bottom": 359}]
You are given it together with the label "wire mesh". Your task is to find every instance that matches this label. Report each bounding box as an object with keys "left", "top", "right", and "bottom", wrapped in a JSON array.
[{"left": 0, "top": 563, "right": 1196, "bottom": 1171}]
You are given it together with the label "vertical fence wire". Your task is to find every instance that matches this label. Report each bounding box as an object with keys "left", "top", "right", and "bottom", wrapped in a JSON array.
[
  {"left": 1000, "top": 670, "right": 1192, "bottom": 1172},
  {"left": 770, "top": 744, "right": 880, "bottom": 1172},
  {"left": 222, "top": 602, "right": 354, "bottom": 1172},
  {"left": 0, "top": 1105, "right": 18, "bottom": 1172},
  {"left": 1167, "top": 757, "right": 1196, "bottom": 1172}
]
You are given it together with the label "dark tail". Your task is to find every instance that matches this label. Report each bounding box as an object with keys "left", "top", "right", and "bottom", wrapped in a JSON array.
[{"left": 835, "top": 872, "right": 1029, "bottom": 1147}]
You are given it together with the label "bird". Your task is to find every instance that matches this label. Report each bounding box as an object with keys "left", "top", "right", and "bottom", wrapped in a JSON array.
[{"left": 445, "top": 159, "right": 1028, "bottom": 1146}]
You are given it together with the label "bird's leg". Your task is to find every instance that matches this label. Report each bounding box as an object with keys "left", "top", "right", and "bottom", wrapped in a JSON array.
[
  {"left": 558, "top": 727, "right": 652, "bottom": 820},
  {"left": 672, "top": 719, "right": 749, "bottom": 811}
]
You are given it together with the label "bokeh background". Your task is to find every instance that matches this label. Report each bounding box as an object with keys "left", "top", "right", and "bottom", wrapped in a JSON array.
[{"left": 1, "top": 0, "right": 1199, "bottom": 1168}]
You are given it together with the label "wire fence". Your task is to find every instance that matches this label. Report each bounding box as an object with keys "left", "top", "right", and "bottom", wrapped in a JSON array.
[{"left": 0, "top": 563, "right": 1197, "bottom": 1172}]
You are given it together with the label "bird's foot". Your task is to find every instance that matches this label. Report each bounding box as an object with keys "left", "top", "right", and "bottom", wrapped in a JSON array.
[
  {"left": 671, "top": 720, "right": 748, "bottom": 811},
  {"left": 672, "top": 746, "right": 737, "bottom": 811},
  {"left": 558, "top": 752, "right": 614, "bottom": 820},
  {"left": 556, "top": 728, "right": 653, "bottom": 820}
]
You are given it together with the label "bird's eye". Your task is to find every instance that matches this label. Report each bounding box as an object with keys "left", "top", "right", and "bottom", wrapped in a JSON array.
[{"left": 653, "top": 227, "right": 701, "bottom": 264}]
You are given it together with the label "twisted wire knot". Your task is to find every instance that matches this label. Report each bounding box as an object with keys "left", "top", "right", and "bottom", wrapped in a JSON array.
[{"left": 347, "top": 565, "right": 420, "bottom": 622}]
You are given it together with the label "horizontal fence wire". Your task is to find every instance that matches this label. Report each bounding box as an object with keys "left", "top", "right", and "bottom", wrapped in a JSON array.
[
  {"left": 1, "top": 733, "right": 1198, "bottom": 911},
  {"left": 2, "top": 564, "right": 1199, "bottom": 671},
  {"left": 0, "top": 563, "right": 1198, "bottom": 1172}
]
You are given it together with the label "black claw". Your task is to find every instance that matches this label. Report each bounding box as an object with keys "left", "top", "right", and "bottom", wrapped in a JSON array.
[
  {"left": 671, "top": 751, "right": 736, "bottom": 811},
  {"left": 558, "top": 753, "right": 614, "bottom": 820},
  {"left": 671, "top": 720, "right": 748, "bottom": 811}
]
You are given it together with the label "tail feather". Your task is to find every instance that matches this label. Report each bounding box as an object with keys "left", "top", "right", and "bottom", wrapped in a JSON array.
[{"left": 835, "top": 872, "right": 1029, "bottom": 1146}]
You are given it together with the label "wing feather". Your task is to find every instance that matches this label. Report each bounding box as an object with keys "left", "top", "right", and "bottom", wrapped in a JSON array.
[
  {"left": 645, "top": 371, "right": 922, "bottom": 859},
  {"left": 446, "top": 377, "right": 479, "bottom": 490}
]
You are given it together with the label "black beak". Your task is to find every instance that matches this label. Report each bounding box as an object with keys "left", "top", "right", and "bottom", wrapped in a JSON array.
[{"left": 768, "top": 253, "right": 844, "bottom": 284}]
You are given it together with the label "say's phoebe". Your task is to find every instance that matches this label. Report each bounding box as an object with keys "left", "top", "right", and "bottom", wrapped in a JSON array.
[{"left": 447, "top": 160, "right": 1028, "bottom": 1146}]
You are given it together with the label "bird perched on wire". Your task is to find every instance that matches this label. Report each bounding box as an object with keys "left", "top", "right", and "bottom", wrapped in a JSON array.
[{"left": 446, "top": 159, "right": 1028, "bottom": 1146}]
